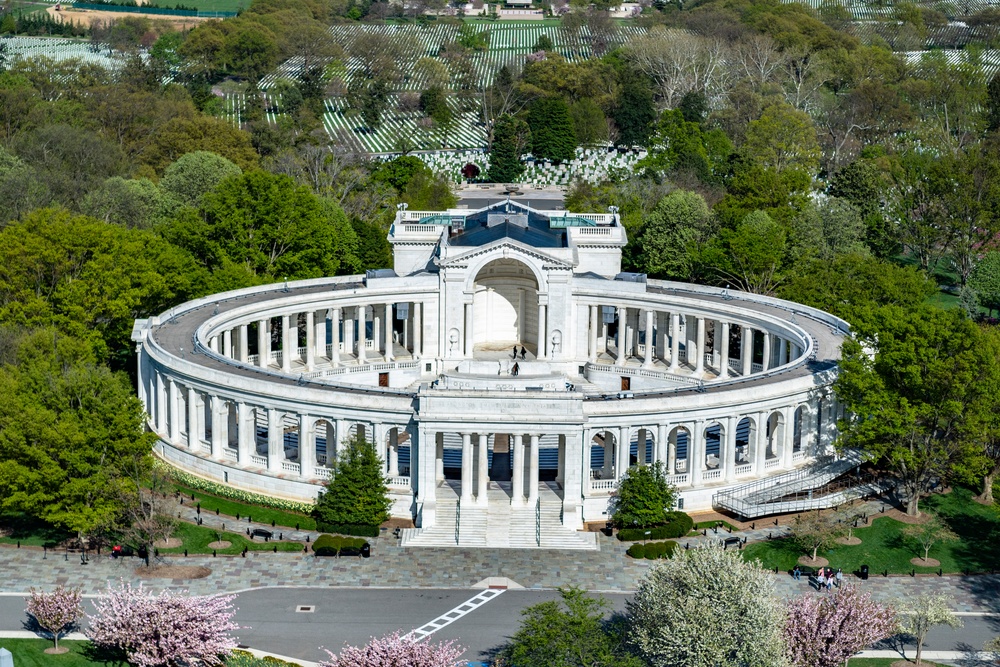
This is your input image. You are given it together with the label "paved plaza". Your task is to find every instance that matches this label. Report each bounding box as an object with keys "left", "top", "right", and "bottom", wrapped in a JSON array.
[{"left": 0, "top": 538, "right": 997, "bottom": 613}]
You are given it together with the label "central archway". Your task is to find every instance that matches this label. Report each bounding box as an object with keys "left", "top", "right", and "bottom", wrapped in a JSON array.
[{"left": 472, "top": 258, "right": 538, "bottom": 353}]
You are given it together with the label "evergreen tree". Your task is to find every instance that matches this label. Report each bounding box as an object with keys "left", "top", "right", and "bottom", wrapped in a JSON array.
[
  {"left": 527, "top": 96, "right": 577, "bottom": 162},
  {"left": 614, "top": 74, "right": 655, "bottom": 148},
  {"left": 610, "top": 462, "right": 677, "bottom": 529},
  {"left": 314, "top": 432, "right": 391, "bottom": 529},
  {"left": 488, "top": 114, "right": 530, "bottom": 183},
  {"left": 987, "top": 73, "right": 1000, "bottom": 132}
]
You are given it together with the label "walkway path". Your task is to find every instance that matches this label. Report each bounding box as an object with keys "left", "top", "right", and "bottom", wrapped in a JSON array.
[{"left": 0, "top": 536, "right": 997, "bottom": 613}]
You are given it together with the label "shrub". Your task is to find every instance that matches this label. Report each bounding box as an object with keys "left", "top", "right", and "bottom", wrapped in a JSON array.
[
  {"left": 643, "top": 541, "right": 679, "bottom": 559},
  {"left": 315, "top": 522, "right": 380, "bottom": 538},
  {"left": 227, "top": 650, "right": 301, "bottom": 666},
  {"left": 627, "top": 543, "right": 646, "bottom": 558},
  {"left": 155, "top": 460, "right": 314, "bottom": 515},
  {"left": 312, "top": 534, "right": 368, "bottom": 557},
  {"left": 617, "top": 512, "right": 693, "bottom": 541}
]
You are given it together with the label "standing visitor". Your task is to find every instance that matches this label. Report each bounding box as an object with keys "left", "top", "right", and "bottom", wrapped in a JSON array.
[{"left": 836, "top": 568, "right": 843, "bottom": 587}]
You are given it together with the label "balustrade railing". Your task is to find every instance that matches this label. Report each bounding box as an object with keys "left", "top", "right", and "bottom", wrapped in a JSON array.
[
  {"left": 665, "top": 473, "right": 688, "bottom": 485},
  {"left": 250, "top": 454, "right": 268, "bottom": 467},
  {"left": 764, "top": 458, "right": 781, "bottom": 470},
  {"left": 386, "top": 475, "right": 411, "bottom": 488},
  {"left": 590, "top": 479, "right": 617, "bottom": 491},
  {"left": 752, "top": 362, "right": 763, "bottom": 373},
  {"left": 281, "top": 460, "right": 301, "bottom": 474},
  {"left": 314, "top": 467, "right": 332, "bottom": 480},
  {"left": 224, "top": 449, "right": 238, "bottom": 461},
  {"left": 702, "top": 469, "right": 722, "bottom": 481},
  {"left": 247, "top": 353, "right": 259, "bottom": 365},
  {"left": 792, "top": 450, "right": 806, "bottom": 461},
  {"left": 735, "top": 463, "right": 753, "bottom": 476}
]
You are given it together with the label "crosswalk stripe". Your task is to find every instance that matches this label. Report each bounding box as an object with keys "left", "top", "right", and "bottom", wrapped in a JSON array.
[{"left": 405, "top": 589, "right": 505, "bottom": 642}]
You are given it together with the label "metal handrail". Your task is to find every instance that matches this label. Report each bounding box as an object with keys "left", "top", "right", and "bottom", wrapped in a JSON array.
[
  {"left": 535, "top": 498, "right": 541, "bottom": 547},
  {"left": 455, "top": 501, "right": 460, "bottom": 546}
]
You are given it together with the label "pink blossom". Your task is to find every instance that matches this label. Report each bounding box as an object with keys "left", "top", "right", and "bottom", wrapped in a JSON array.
[
  {"left": 320, "top": 630, "right": 467, "bottom": 667},
  {"left": 87, "top": 581, "right": 240, "bottom": 667},
  {"left": 784, "top": 584, "right": 896, "bottom": 667},
  {"left": 25, "top": 585, "right": 84, "bottom": 650}
]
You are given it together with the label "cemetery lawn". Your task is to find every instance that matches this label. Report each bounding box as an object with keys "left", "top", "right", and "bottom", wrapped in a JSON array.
[
  {"left": 171, "top": 483, "right": 316, "bottom": 530},
  {"left": 0, "top": 639, "right": 121, "bottom": 666},
  {"left": 157, "top": 522, "right": 306, "bottom": 555},
  {"left": 743, "top": 487, "right": 1000, "bottom": 575}
]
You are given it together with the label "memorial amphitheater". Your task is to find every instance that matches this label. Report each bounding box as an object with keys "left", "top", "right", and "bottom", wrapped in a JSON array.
[{"left": 132, "top": 199, "right": 849, "bottom": 549}]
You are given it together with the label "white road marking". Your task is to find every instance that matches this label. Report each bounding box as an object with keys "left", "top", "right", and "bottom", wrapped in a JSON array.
[{"left": 406, "top": 589, "right": 506, "bottom": 641}]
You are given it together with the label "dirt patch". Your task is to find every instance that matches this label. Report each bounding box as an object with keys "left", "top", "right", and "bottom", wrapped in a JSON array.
[
  {"left": 154, "top": 538, "right": 182, "bottom": 549},
  {"left": 797, "top": 555, "right": 829, "bottom": 567},
  {"left": 911, "top": 557, "right": 941, "bottom": 567},
  {"left": 836, "top": 536, "right": 862, "bottom": 545},
  {"left": 44, "top": 647, "right": 70, "bottom": 654},
  {"left": 381, "top": 517, "right": 414, "bottom": 530},
  {"left": 134, "top": 565, "right": 212, "bottom": 579},
  {"left": 207, "top": 540, "right": 232, "bottom": 550},
  {"left": 891, "top": 660, "right": 942, "bottom": 667},
  {"left": 882, "top": 508, "right": 933, "bottom": 525},
  {"left": 47, "top": 5, "right": 210, "bottom": 29}
]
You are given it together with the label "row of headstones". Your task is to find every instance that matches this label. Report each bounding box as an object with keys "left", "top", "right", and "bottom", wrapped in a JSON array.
[{"left": 405, "top": 146, "right": 645, "bottom": 184}]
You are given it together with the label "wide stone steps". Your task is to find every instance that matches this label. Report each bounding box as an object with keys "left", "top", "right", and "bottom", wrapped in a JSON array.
[{"left": 400, "top": 484, "right": 598, "bottom": 550}]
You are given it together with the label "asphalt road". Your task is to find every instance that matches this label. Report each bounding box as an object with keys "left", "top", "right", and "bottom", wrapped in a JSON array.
[{"left": 0, "top": 588, "right": 995, "bottom": 665}]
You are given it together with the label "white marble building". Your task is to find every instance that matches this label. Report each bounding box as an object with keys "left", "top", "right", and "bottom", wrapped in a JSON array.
[{"left": 132, "top": 199, "right": 848, "bottom": 548}]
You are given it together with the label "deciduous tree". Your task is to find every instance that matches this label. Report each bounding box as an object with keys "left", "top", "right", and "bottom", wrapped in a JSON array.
[
  {"left": 627, "top": 545, "right": 785, "bottom": 667},
  {"left": 902, "top": 516, "right": 958, "bottom": 562},
  {"left": 785, "top": 586, "right": 895, "bottom": 667},
  {"left": 320, "top": 631, "right": 465, "bottom": 667},
  {"left": 895, "top": 595, "right": 962, "bottom": 667},
  {"left": 88, "top": 582, "right": 240, "bottom": 667},
  {"left": 25, "top": 585, "right": 84, "bottom": 652},
  {"left": 789, "top": 510, "right": 843, "bottom": 562}
]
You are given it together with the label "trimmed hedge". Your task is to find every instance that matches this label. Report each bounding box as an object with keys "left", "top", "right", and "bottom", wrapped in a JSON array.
[
  {"left": 155, "top": 460, "right": 315, "bottom": 515},
  {"left": 315, "top": 521, "right": 380, "bottom": 538},
  {"left": 617, "top": 511, "right": 693, "bottom": 541},
  {"left": 313, "top": 534, "right": 368, "bottom": 557},
  {"left": 626, "top": 540, "right": 678, "bottom": 560}
]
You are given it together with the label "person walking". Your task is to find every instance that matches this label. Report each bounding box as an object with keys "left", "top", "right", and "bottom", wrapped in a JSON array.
[
  {"left": 512, "top": 362, "right": 519, "bottom": 377},
  {"left": 519, "top": 346, "right": 526, "bottom": 360},
  {"left": 512, "top": 345, "right": 517, "bottom": 359},
  {"left": 825, "top": 574, "right": 834, "bottom": 592},
  {"left": 817, "top": 568, "right": 825, "bottom": 590}
]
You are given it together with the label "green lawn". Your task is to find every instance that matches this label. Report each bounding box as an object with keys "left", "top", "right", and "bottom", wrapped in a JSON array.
[
  {"left": 172, "top": 483, "right": 316, "bottom": 530},
  {"left": 744, "top": 487, "right": 1000, "bottom": 575},
  {"left": 0, "top": 639, "right": 124, "bottom": 666},
  {"left": 158, "top": 521, "right": 306, "bottom": 556},
  {"left": 0, "top": 512, "right": 73, "bottom": 548}
]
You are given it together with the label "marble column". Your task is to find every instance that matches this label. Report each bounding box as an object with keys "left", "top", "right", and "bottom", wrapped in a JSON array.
[
  {"left": 299, "top": 414, "right": 315, "bottom": 479},
  {"left": 528, "top": 434, "right": 540, "bottom": 504},
  {"left": 211, "top": 396, "right": 226, "bottom": 459},
  {"left": 754, "top": 411, "right": 767, "bottom": 472},
  {"left": 782, "top": 406, "right": 795, "bottom": 468},
  {"left": 667, "top": 425, "right": 676, "bottom": 474},
  {"left": 314, "top": 310, "right": 326, "bottom": 359},
  {"left": 476, "top": 433, "right": 489, "bottom": 506},
  {"left": 257, "top": 319, "right": 269, "bottom": 369},
  {"left": 669, "top": 313, "right": 680, "bottom": 371},
  {"left": 719, "top": 322, "right": 730, "bottom": 379},
  {"left": 305, "top": 311, "right": 315, "bottom": 371},
  {"left": 656, "top": 423, "right": 667, "bottom": 467},
  {"left": 331, "top": 308, "right": 341, "bottom": 364},
  {"left": 461, "top": 432, "right": 473, "bottom": 504},
  {"left": 589, "top": 305, "right": 598, "bottom": 363},
  {"left": 778, "top": 338, "right": 788, "bottom": 366},
  {"left": 655, "top": 312, "right": 668, "bottom": 363},
  {"left": 643, "top": 309, "right": 654, "bottom": 368},
  {"left": 537, "top": 303, "right": 547, "bottom": 360},
  {"left": 464, "top": 303, "right": 473, "bottom": 358},
  {"left": 388, "top": 429, "right": 399, "bottom": 477},
  {"left": 724, "top": 416, "right": 737, "bottom": 482},
  {"left": 187, "top": 386, "right": 200, "bottom": 450},
  {"left": 168, "top": 379, "right": 180, "bottom": 444},
  {"left": 384, "top": 303, "right": 394, "bottom": 362},
  {"left": 267, "top": 408, "right": 283, "bottom": 472},
  {"left": 615, "top": 306, "right": 627, "bottom": 366},
  {"left": 762, "top": 332, "right": 772, "bottom": 371},
  {"left": 511, "top": 434, "right": 525, "bottom": 505},
  {"left": 556, "top": 435, "right": 565, "bottom": 485},
  {"left": 561, "top": 433, "right": 584, "bottom": 530},
  {"left": 357, "top": 305, "right": 367, "bottom": 364},
  {"left": 281, "top": 315, "right": 292, "bottom": 372},
  {"left": 223, "top": 330, "right": 232, "bottom": 358},
  {"left": 238, "top": 324, "right": 249, "bottom": 362},
  {"left": 695, "top": 317, "right": 706, "bottom": 373},
  {"left": 413, "top": 302, "right": 423, "bottom": 358},
  {"left": 618, "top": 425, "right": 629, "bottom": 477},
  {"left": 416, "top": 427, "right": 437, "bottom": 528},
  {"left": 690, "top": 421, "right": 705, "bottom": 486},
  {"left": 742, "top": 327, "right": 753, "bottom": 375}
]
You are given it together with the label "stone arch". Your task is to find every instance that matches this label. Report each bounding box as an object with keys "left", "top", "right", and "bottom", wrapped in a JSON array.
[
  {"left": 766, "top": 411, "right": 784, "bottom": 460},
  {"left": 630, "top": 427, "right": 655, "bottom": 466},
  {"left": 735, "top": 416, "right": 756, "bottom": 465},
  {"left": 589, "top": 430, "right": 616, "bottom": 479},
  {"left": 463, "top": 247, "right": 548, "bottom": 296},
  {"left": 668, "top": 425, "right": 691, "bottom": 474},
  {"left": 348, "top": 422, "right": 368, "bottom": 443},
  {"left": 704, "top": 421, "right": 725, "bottom": 470},
  {"left": 313, "top": 418, "right": 336, "bottom": 468},
  {"left": 471, "top": 258, "right": 540, "bottom": 352},
  {"left": 793, "top": 405, "right": 805, "bottom": 453}
]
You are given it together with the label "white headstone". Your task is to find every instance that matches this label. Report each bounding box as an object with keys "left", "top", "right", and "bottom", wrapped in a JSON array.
[{"left": 0, "top": 647, "right": 12, "bottom": 667}]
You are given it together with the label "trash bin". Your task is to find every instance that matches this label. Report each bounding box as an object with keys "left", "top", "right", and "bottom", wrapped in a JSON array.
[
  {"left": 860, "top": 564, "right": 869, "bottom": 580},
  {"left": 361, "top": 543, "right": 371, "bottom": 559}
]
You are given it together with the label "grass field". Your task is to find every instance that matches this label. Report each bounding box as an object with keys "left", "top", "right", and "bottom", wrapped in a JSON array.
[
  {"left": 172, "top": 483, "right": 316, "bottom": 530},
  {"left": 0, "top": 639, "right": 124, "bottom": 666},
  {"left": 0, "top": 512, "right": 73, "bottom": 548},
  {"left": 157, "top": 521, "right": 306, "bottom": 555},
  {"left": 743, "top": 487, "right": 1000, "bottom": 575}
]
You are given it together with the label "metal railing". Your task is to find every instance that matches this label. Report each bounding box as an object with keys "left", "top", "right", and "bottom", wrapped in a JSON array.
[
  {"left": 455, "top": 501, "right": 461, "bottom": 546},
  {"left": 535, "top": 498, "right": 541, "bottom": 547}
]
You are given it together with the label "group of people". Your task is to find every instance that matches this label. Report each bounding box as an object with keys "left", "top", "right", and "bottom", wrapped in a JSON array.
[{"left": 792, "top": 565, "right": 843, "bottom": 591}]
